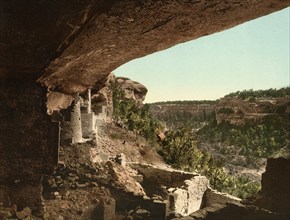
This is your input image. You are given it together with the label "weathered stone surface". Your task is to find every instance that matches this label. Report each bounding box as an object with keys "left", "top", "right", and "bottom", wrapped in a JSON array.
[
  {"left": 70, "top": 95, "right": 83, "bottom": 143},
  {"left": 184, "top": 158, "right": 290, "bottom": 220},
  {"left": 116, "top": 77, "right": 148, "bottom": 103},
  {"left": 0, "top": 0, "right": 115, "bottom": 75},
  {"left": 189, "top": 204, "right": 226, "bottom": 219},
  {"left": 203, "top": 188, "right": 241, "bottom": 208},
  {"left": 202, "top": 202, "right": 287, "bottom": 220},
  {"left": 169, "top": 177, "right": 209, "bottom": 216},
  {"left": 38, "top": 1, "right": 290, "bottom": 95},
  {"left": 81, "top": 112, "right": 94, "bottom": 138},
  {"left": 90, "top": 73, "right": 148, "bottom": 126},
  {"left": 46, "top": 92, "right": 74, "bottom": 114},
  {"left": 116, "top": 153, "right": 127, "bottom": 167},
  {"left": 135, "top": 208, "right": 150, "bottom": 218},
  {"left": 131, "top": 163, "right": 209, "bottom": 216},
  {"left": 0, "top": 79, "right": 55, "bottom": 215},
  {"left": 131, "top": 163, "right": 197, "bottom": 197},
  {"left": 97, "top": 198, "right": 116, "bottom": 220},
  {"left": 91, "top": 73, "right": 115, "bottom": 123},
  {"left": 255, "top": 157, "right": 290, "bottom": 214},
  {"left": 1, "top": 1, "right": 289, "bottom": 95}
]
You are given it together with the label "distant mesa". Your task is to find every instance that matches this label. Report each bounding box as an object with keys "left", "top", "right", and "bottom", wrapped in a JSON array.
[{"left": 149, "top": 88, "right": 290, "bottom": 128}]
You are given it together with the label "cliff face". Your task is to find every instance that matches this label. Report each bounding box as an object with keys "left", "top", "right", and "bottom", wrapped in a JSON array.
[
  {"left": 89, "top": 73, "right": 148, "bottom": 123},
  {"left": 215, "top": 97, "right": 289, "bottom": 125},
  {"left": 1, "top": 1, "right": 289, "bottom": 97},
  {"left": 150, "top": 97, "right": 289, "bottom": 128},
  {"left": 149, "top": 102, "right": 216, "bottom": 128}
]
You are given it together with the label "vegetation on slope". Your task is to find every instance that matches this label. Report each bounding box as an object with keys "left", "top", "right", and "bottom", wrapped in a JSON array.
[
  {"left": 112, "top": 82, "right": 162, "bottom": 143},
  {"left": 224, "top": 87, "right": 290, "bottom": 99},
  {"left": 197, "top": 115, "right": 289, "bottom": 168},
  {"left": 111, "top": 83, "right": 278, "bottom": 199},
  {"left": 159, "top": 125, "right": 260, "bottom": 199},
  {"left": 152, "top": 100, "right": 218, "bottom": 105}
]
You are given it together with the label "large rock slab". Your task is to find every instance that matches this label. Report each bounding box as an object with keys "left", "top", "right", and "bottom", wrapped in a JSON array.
[{"left": 1, "top": 1, "right": 289, "bottom": 94}]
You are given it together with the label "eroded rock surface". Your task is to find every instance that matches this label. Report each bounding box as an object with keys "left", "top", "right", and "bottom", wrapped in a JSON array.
[
  {"left": 116, "top": 77, "right": 148, "bottom": 103},
  {"left": 1, "top": 1, "right": 289, "bottom": 95},
  {"left": 255, "top": 157, "right": 290, "bottom": 215}
]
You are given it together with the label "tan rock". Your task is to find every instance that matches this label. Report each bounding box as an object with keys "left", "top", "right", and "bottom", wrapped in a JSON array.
[{"left": 116, "top": 77, "right": 148, "bottom": 104}]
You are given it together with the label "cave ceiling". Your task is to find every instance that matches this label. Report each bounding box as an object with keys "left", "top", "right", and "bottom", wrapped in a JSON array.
[{"left": 0, "top": 0, "right": 289, "bottom": 95}]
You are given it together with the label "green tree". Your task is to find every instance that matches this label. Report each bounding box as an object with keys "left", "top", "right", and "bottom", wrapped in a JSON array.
[
  {"left": 112, "top": 81, "right": 163, "bottom": 143},
  {"left": 158, "top": 125, "right": 260, "bottom": 199}
]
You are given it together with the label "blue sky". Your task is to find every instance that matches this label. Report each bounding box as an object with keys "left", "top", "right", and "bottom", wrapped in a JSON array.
[{"left": 114, "top": 8, "right": 289, "bottom": 103}]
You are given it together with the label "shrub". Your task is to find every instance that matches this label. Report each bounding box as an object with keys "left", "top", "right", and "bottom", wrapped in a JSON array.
[
  {"left": 217, "top": 107, "right": 235, "bottom": 114},
  {"left": 112, "top": 81, "right": 163, "bottom": 143},
  {"left": 159, "top": 125, "right": 260, "bottom": 199}
]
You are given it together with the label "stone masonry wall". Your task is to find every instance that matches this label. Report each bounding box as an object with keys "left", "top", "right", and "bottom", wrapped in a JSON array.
[
  {"left": 258, "top": 157, "right": 290, "bottom": 214},
  {"left": 131, "top": 163, "right": 209, "bottom": 216},
  {"left": 71, "top": 97, "right": 83, "bottom": 143},
  {"left": 81, "top": 112, "right": 94, "bottom": 138}
]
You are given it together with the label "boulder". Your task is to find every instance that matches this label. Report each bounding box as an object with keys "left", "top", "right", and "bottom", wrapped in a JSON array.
[{"left": 116, "top": 77, "right": 148, "bottom": 104}]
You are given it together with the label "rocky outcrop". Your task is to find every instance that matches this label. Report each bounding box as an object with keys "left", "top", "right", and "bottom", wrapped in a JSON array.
[
  {"left": 203, "top": 188, "right": 241, "bottom": 208},
  {"left": 90, "top": 73, "right": 147, "bottom": 122},
  {"left": 215, "top": 97, "right": 288, "bottom": 125},
  {"left": 116, "top": 77, "right": 148, "bottom": 104},
  {"left": 1, "top": 1, "right": 289, "bottom": 96},
  {"left": 149, "top": 102, "right": 216, "bottom": 128},
  {"left": 150, "top": 97, "right": 289, "bottom": 128}
]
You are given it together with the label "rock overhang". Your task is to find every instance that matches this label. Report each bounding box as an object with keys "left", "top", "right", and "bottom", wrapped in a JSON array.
[{"left": 0, "top": 1, "right": 289, "bottom": 96}]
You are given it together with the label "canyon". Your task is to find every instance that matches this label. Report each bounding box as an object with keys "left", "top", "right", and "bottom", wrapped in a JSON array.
[
  {"left": 1, "top": 1, "right": 290, "bottom": 219},
  {"left": 149, "top": 95, "right": 289, "bottom": 127}
]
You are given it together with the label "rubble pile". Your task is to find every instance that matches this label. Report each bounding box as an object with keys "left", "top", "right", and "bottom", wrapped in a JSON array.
[
  {"left": 41, "top": 142, "right": 148, "bottom": 220},
  {"left": 0, "top": 204, "right": 38, "bottom": 220},
  {"left": 2, "top": 113, "right": 288, "bottom": 220},
  {"left": 37, "top": 126, "right": 213, "bottom": 219}
]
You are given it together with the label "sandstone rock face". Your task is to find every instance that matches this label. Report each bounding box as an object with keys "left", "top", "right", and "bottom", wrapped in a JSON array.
[
  {"left": 46, "top": 92, "right": 74, "bottom": 114},
  {"left": 149, "top": 102, "right": 216, "bottom": 128},
  {"left": 116, "top": 77, "right": 148, "bottom": 103},
  {"left": 150, "top": 97, "right": 289, "bottom": 128},
  {"left": 90, "top": 73, "right": 148, "bottom": 123},
  {"left": 1, "top": 1, "right": 289, "bottom": 95},
  {"left": 0, "top": 79, "right": 57, "bottom": 215},
  {"left": 215, "top": 97, "right": 289, "bottom": 125}
]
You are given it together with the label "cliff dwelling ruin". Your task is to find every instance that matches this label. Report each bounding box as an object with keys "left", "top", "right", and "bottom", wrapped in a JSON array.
[{"left": 0, "top": 1, "right": 289, "bottom": 219}]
